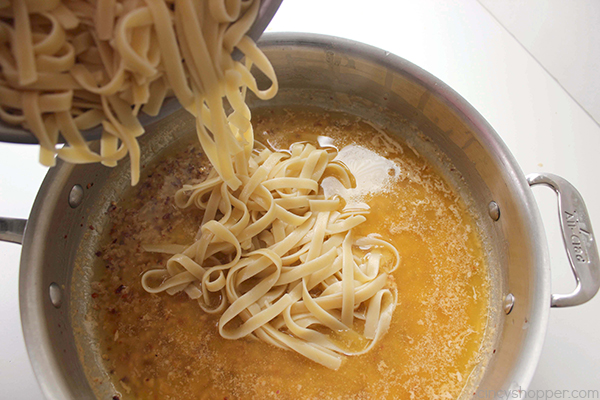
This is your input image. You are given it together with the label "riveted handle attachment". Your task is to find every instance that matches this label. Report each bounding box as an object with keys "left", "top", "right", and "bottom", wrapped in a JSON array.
[{"left": 528, "top": 173, "right": 600, "bottom": 307}]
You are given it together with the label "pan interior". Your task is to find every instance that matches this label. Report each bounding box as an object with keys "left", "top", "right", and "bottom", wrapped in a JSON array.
[{"left": 69, "top": 89, "right": 501, "bottom": 399}]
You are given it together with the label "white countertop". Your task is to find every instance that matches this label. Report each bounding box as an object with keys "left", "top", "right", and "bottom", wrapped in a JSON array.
[{"left": 1, "top": 0, "right": 599, "bottom": 398}]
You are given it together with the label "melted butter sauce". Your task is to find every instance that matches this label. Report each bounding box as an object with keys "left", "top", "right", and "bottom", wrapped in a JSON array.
[{"left": 87, "top": 109, "right": 490, "bottom": 400}]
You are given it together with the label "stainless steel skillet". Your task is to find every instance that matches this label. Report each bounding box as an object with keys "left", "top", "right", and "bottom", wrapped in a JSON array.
[{"left": 0, "top": 32, "right": 599, "bottom": 399}]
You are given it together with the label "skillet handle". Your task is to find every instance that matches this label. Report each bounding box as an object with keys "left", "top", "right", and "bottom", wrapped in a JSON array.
[
  {"left": 0, "top": 217, "right": 27, "bottom": 245},
  {"left": 527, "top": 173, "right": 600, "bottom": 307}
]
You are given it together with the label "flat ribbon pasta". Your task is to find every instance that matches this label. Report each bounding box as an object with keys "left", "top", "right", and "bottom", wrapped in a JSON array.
[{"left": 142, "top": 143, "right": 400, "bottom": 370}]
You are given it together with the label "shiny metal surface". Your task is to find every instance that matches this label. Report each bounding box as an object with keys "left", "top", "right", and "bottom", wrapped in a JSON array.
[
  {"left": 67, "top": 184, "right": 84, "bottom": 209},
  {"left": 503, "top": 293, "right": 515, "bottom": 315},
  {"left": 488, "top": 201, "right": 501, "bottom": 221},
  {"left": 48, "top": 283, "right": 63, "bottom": 309},
  {"left": 528, "top": 172, "right": 600, "bottom": 307},
  {"left": 246, "top": 0, "right": 284, "bottom": 48},
  {"left": 0, "top": 217, "right": 27, "bottom": 244},
  {"left": 5, "top": 33, "right": 597, "bottom": 399},
  {"left": 0, "top": 0, "right": 283, "bottom": 144}
]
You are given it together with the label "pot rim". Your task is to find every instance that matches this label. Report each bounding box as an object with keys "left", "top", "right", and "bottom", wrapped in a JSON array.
[
  {"left": 262, "top": 31, "right": 552, "bottom": 388},
  {"left": 18, "top": 32, "right": 551, "bottom": 399}
]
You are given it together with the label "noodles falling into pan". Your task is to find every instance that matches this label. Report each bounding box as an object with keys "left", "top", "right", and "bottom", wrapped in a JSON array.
[{"left": 0, "top": 0, "right": 401, "bottom": 370}]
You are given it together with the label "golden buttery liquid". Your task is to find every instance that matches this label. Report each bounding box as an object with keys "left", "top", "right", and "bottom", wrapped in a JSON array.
[{"left": 87, "top": 109, "right": 490, "bottom": 400}]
